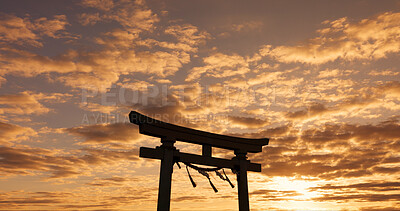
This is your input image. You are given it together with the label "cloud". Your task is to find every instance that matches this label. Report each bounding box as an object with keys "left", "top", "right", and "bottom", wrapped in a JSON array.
[
  {"left": 0, "top": 91, "right": 50, "bottom": 116},
  {"left": 0, "top": 42, "right": 191, "bottom": 91},
  {"left": 317, "top": 69, "right": 358, "bottom": 78},
  {"left": 369, "top": 69, "right": 399, "bottom": 76},
  {"left": 1, "top": 16, "right": 207, "bottom": 92},
  {"left": 0, "top": 198, "right": 62, "bottom": 208},
  {"left": 172, "top": 196, "right": 208, "bottom": 202},
  {"left": 231, "top": 21, "right": 263, "bottom": 32},
  {"left": 310, "top": 181, "right": 400, "bottom": 192},
  {"left": 250, "top": 189, "right": 302, "bottom": 201},
  {"left": 0, "top": 75, "right": 5, "bottom": 87},
  {"left": 0, "top": 122, "right": 36, "bottom": 145},
  {"left": 132, "top": 94, "right": 199, "bottom": 126},
  {"left": 382, "top": 81, "right": 400, "bottom": 98},
  {"left": 0, "top": 14, "right": 39, "bottom": 46},
  {"left": 186, "top": 53, "right": 250, "bottom": 81},
  {"left": 1, "top": 0, "right": 211, "bottom": 92},
  {"left": 164, "top": 24, "right": 210, "bottom": 51},
  {"left": 301, "top": 118, "right": 400, "bottom": 144},
  {"left": 282, "top": 80, "right": 399, "bottom": 121},
  {"left": 86, "top": 176, "right": 138, "bottom": 186},
  {"left": 244, "top": 117, "right": 400, "bottom": 180},
  {"left": 285, "top": 102, "right": 328, "bottom": 120},
  {"left": 0, "top": 46, "right": 78, "bottom": 76},
  {"left": 360, "top": 206, "right": 400, "bottom": 211},
  {"left": 94, "top": 28, "right": 139, "bottom": 48},
  {"left": 133, "top": 24, "right": 211, "bottom": 54},
  {"left": 0, "top": 91, "right": 72, "bottom": 122},
  {"left": 260, "top": 12, "right": 400, "bottom": 64},
  {"left": 0, "top": 146, "right": 74, "bottom": 177},
  {"left": 312, "top": 193, "right": 400, "bottom": 202},
  {"left": 80, "top": 0, "right": 115, "bottom": 11},
  {"left": 79, "top": 102, "right": 119, "bottom": 114},
  {"left": 66, "top": 122, "right": 140, "bottom": 144},
  {"left": 0, "top": 14, "right": 73, "bottom": 47},
  {"left": 0, "top": 145, "right": 139, "bottom": 178},
  {"left": 79, "top": 0, "right": 159, "bottom": 33},
  {"left": 227, "top": 116, "right": 268, "bottom": 128},
  {"left": 31, "top": 15, "right": 72, "bottom": 39},
  {"left": 80, "top": 148, "right": 139, "bottom": 165},
  {"left": 78, "top": 12, "right": 102, "bottom": 26}
]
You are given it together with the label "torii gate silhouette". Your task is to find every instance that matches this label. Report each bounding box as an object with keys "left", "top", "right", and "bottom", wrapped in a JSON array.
[{"left": 129, "top": 111, "right": 269, "bottom": 211}]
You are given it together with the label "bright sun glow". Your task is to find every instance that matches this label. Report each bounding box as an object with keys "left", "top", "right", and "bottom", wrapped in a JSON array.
[
  {"left": 271, "top": 177, "right": 320, "bottom": 200},
  {"left": 263, "top": 177, "right": 334, "bottom": 210}
]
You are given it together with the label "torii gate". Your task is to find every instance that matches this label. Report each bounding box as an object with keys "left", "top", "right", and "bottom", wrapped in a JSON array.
[{"left": 129, "top": 111, "right": 269, "bottom": 211}]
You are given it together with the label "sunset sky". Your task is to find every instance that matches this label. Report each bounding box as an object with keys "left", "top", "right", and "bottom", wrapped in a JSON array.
[{"left": 1, "top": 0, "right": 400, "bottom": 210}]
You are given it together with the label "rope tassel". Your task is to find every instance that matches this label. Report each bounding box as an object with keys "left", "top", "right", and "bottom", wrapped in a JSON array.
[
  {"left": 223, "top": 169, "right": 235, "bottom": 188},
  {"left": 208, "top": 177, "right": 218, "bottom": 193},
  {"left": 198, "top": 170, "right": 218, "bottom": 193},
  {"left": 186, "top": 165, "right": 197, "bottom": 188},
  {"left": 216, "top": 169, "right": 235, "bottom": 188}
]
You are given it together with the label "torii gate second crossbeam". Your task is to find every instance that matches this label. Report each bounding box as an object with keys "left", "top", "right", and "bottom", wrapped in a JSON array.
[{"left": 129, "top": 111, "right": 269, "bottom": 211}]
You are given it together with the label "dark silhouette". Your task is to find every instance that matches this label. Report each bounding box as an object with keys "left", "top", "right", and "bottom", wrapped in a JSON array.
[{"left": 129, "top": 111, "right": 269, "bottom": 211}]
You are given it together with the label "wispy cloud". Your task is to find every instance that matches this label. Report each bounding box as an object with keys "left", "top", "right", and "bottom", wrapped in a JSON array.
[
  {"left": 260, "top": 12, "right": 400, "bottom": 64},
  {"left": 0, "top": 14, "right": 74, "bottom": 47},
  {"left": 66, "top": 122, "right": 141, "bottom": 143}
]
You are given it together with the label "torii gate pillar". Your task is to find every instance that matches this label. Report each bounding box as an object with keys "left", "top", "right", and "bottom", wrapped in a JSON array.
[
  {"left": 157, "top": 138, "right": 176, "bottom": 210},
  {"left": 235, "top": 151, "right": 249, "bottom": 211}
]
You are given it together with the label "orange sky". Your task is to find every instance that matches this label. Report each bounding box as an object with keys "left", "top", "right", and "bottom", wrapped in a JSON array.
[{"left": 1, "top": 0, "right": 400, "bottom": 210}]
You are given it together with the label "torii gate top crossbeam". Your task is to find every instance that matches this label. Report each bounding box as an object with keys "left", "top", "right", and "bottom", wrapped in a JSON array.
[{"left": 129, "top": 111, "right": 269, "bottom": 153}]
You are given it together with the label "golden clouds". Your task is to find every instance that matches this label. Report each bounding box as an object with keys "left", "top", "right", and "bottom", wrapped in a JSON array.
[
  {"left": 0, "top": 91, "right": 73, "bottom": 124},
  {"left": 231, "top": 21, "right": 263, "bottom": 32},
  {"left": 1, "top": 1, "right": 400, "bottom": 210},
  {"left": 258, "top": 137, "right": 395, "bottom": 179},
  {"left": 66, "top": 122, "right": 140, "bottom": 144},
  {"left": 0, "top": 92, "right": 50, "bottom": 116},
  {"left": 78, "top": 13, "right": 102, "bottom": 26},
  {"left": 32, "top": 15, "right": 71, "bottom": 39},
  {"left": 81, "top": 0, "right": 115, "bottom": 11},
  {"left": 0, "top": 0, "right": 210, "bottom": 91},
  {"left": 0, "top": 14, "right": 38, "bottom": 46},
  {"left": 0, "top": 14, "right": 72, "bottom": 47},
  {"left": 0, "top": 47, "right": 78, "bottom": 77},
  {"left": 187, "top": 53, "right": 250, "bottom": 81},
  {"left": 227, "top": 115, "right": 268, "bottom": 128},
  {"left": 80, "top": 0, "right": 159, "bottom": 33},
  {"left": 0, "top": 146, "right": 79, "bottom": 178},
  {"left": 261, "top": 12, "right": 400, "bottom": 64},
  {"left": 0, "top": 141, "right": 140, "bottom": 178},
  {"left": 164, "top": 24, "right": 210, "bottom": 52},
  {"left": 94, "top": 28, "right": 139, "bottom": 48},
  {"left": 0, "top": 122, "right": 35, "bottom": 145}
]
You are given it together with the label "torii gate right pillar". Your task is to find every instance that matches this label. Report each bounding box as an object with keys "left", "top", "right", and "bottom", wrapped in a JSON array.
[{"left": 235, "top": 150, "right": 250, "bottom": 211}]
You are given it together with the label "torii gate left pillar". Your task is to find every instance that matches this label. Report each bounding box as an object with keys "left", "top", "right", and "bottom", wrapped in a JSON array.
[
  {"left": 157, "top": 137, "right": 176, "bottom": 210},
  {"left": 235, "top": 150, "right": 249, "bottom": 210}
]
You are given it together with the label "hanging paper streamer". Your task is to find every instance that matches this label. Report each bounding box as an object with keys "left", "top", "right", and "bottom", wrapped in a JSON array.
[
  {"left": 216, "top": 169, "right": 235, "bottom": 188},
  {"left": 186, "top": 165, "right": 197, "bottom": 188},
  {"left": 198, "top": 170, "right": 218, "bottom": 193},
  {"left": 223, "top": 169, "right": 235, "bottom": 188},
  {"left": 175, "top": 161, "right": 181, "bottom": 169}
]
